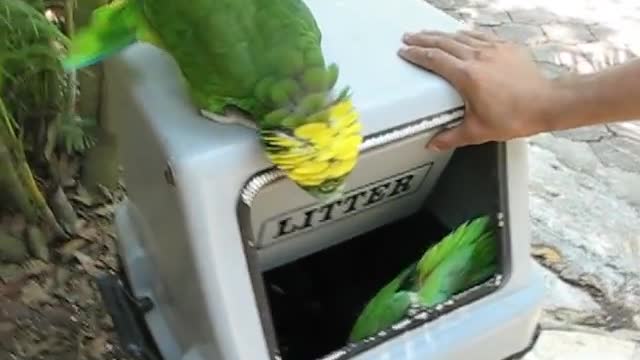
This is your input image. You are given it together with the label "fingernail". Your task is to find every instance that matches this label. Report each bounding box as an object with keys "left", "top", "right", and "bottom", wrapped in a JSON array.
[
  {"left": 403, "top": 32, "right": 416, "bottom": 40},
  {"left": 398, "top": 46, "right": 410, "bottom": 54}
]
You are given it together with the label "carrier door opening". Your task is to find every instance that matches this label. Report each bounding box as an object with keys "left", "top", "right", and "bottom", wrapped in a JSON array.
[{"left": 260, "top": 142, "right": 509, "bottom": 360}]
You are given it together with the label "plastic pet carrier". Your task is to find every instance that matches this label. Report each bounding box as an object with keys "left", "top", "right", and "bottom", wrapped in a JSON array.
[{"left": 95, "top": 0, "right": 545, "bottom": 359}]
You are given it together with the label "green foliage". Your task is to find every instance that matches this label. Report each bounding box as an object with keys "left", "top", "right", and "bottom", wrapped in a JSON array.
[
  {"left": 1, "top": 0, "right": 92, "bottom": 157},
  {"left": 57, "top": 113, "right": 97, "bottom": 153}
]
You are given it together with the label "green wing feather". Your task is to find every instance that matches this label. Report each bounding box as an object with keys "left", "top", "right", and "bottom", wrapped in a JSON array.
[
  {"left": 348, "top": 264, "right": 417, "bottom": 342},
  {"left": 348, "top": 215, "right": 498, "bottom": 342}
]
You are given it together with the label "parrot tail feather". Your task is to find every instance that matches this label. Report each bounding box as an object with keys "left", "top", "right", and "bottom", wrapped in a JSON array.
[{"left": 62, "top": 0, "right": 147, "bottom": 71}]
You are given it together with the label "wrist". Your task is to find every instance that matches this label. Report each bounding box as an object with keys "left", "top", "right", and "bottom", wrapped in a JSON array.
[{"left": 533, "top": 74, "right": 583, "bottom": 133}]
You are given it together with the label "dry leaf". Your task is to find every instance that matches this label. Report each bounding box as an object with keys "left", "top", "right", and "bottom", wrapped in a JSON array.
[
  {"left": 41, "top": 307, "right": 74, "bottom": 328},
  {"left": 86, "top": 333, "right": 109, "bottom": 359},
  {"left": 77, "top": 224, "right": 99, "bottom": 241},
  {"left": 20, "top": 280, "right": 53, "bottom": 306},
  {"left": 73, "top": 251, "right": 103, "bottom": 277},
  {"left": 75, "top": 278, "right": 96, "bottom": 307},
  {"left": 23, "top": 260, "right": 53, "bottom": 277},
  {"left": 0, "top": 264, "right": 23, "bottom": 283},
  {"left": 93, "top": 204, "right": 115, "bottom": 218},
  {"left": 54, "top": 267, "right": 72, "bottom": 289},
  {"left": 532, "top": 245, "right": 563, "bottom": 264},
  {"left": 97, "top": 185, "right": 114, "bottom": 202},
  {"left": 71, "top": 186, "right": 95, "bottom": 207},
  {"left": 58, "top": 238, "right": 87, "bottom": 260}
]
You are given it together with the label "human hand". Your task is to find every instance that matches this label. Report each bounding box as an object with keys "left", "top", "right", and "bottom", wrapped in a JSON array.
[{"left": 398, "top": 30, "right": 554, "bottom": 151}]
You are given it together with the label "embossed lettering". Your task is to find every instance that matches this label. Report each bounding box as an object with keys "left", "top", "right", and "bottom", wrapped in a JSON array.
[
  {"left": 364, "top": 183, "right": 391, "bottom": 206},
  {"left": 276, "top": 217, "right": 303, "bottom": 238},
  {"left": 265, "top": 163, "right": 433, "bottom": 242},
  {"left": 389, "top": 174, "right": 414, "bottom": 196},
  {"left": 318, "top": 200, "right": 342, "bottom": 222},
  {"left": 343, "top": 191, "right": 367, "bottom": 213}
]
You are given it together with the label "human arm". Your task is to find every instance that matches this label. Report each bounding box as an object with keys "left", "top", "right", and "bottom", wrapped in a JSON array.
[{"left": 397, "top": 29, "right": 640, "bottom": 151}]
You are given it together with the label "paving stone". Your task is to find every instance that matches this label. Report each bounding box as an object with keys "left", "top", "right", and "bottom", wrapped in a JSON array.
[
  {"left": 494, "top": 23, "right": 547, "bottom": 45},
  {"left": 457, "top": 7, "right": 510, "bottom": 26},
  {"left": 537, "top": 262, "right": 601, "bottom": 312},
  {"left": 536, "top": 62, "right": 569, "bottom": 79},
  {"left": 576, "top": 42, "right": 636, "bottom": 69},
  {"left": 472, "top": 24, "right": 498, "bottom": 36},
  {"left": 533, "top": 262, "right": 605, "bottom": 327},
  {"left": 522, "top": 330, "right": 637, "bottom": 360},
  {"left": 528, "top": 133, "right": 640, "bottom": 323},
  {"left": 508, "top": 9, "right": 558, "bottom": 25},
  {"left": 542, "top": 23, "right": 597, "bottom": 44},
  {"left": 590, "top": 136, "right": 640, "bottom": 175},
  {"left": 609, "top": 121, "right": 640, "bottom": 142},
  {"left": 531, "top": 42, "right": 583, "bottom": 68},
  {"left": 588, "top": 23, "right": 616, "bottom": 41},
  {"left": 553, "top": 125, "right": 612, "bottom": 142}
]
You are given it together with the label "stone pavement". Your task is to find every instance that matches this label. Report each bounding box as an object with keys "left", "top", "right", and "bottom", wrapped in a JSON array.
[{"left": 425, "top": 0, "right": 640, "bottom": 358}]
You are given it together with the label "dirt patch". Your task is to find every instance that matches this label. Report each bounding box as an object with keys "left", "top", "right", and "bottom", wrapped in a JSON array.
[{"left": 0, "top": 188, "right": 133, "bottom": 360}]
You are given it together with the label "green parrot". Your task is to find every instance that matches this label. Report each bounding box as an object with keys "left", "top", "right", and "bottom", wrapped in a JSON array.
[
  {"left": 348, "top": 215, "right": 498, "bottom": 342},
  {"left": 63, "top": 0, "right": 363, "bottom": 201}
]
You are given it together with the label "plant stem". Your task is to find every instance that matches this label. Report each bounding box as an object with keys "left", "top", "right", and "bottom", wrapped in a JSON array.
[{"left": 0, "top": 97, "right": 65, "bottom": 238}]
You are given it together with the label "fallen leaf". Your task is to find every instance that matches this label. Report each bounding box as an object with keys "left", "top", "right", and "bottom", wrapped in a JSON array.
[
  {"left": 532, "top": 245, "right": 563, "bottom": 264},
  {"left": 97, "top": 184, "right": 114, "bottom": 202},
  {"left": 77, "top": 224, "right": 100, "bottom": 241},
  {"left": 86, "top": 333, "right": 109, "bottom": 359},
  {"left": 71, "top": 186, "right": 95, "bottom": 207},
  {"left": 22, "top": 260, "right": 53, "bottom": 277},
  {"left": 42, "top": 307, "right": 74, "bottom": 327},
  {"left": 0, "top": 264, "right": 24, "bottom": 283},
  {"left": 93, "top": 204, "right": 115, "bottom": 218},
  {"left": 58, "top": 238, "right": 87, "bottom": 260},
  {"left": 20, "top": 280, "right": 53, "bottom": 306},
  {"left": 73, "top": 251, "right": 103, "bottom": 277},
  {"left": 54, "top": 267, "right": 72, "bottom": 289},
  {"left": 27, "top": 226, "right": 50, "bottom": 261},
  {"left": 75, "top": 277, "right": 96, "bottom": 307}
]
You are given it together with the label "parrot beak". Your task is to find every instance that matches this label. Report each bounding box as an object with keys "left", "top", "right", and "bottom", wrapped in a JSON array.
[{"left": 306, "top": 182, "right": 346, "bottom": 204}]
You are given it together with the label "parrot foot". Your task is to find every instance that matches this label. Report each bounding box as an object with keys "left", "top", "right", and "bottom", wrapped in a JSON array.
[{"left": 200, "top": 109, "right": 258, "bottom": 130}]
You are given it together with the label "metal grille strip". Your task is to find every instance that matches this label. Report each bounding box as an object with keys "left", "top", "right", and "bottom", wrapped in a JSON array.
[{"left": 239, "top": 107, "right": 464, "bottom": 206}]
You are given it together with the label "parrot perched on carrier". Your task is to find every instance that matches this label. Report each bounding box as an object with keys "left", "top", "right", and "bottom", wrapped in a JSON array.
[{"left": 63, "top": 0, "right": 363, "bottom": 201}]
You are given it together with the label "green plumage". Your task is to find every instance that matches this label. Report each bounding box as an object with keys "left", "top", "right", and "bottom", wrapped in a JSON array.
[
  {"left": 63, "top": 0, "right": 363, "bottom": 201},
  {"left": 63, "top": 0, "right": 342, "bottom": 126},
  {"left": 348, "top": 215, "right": 498, "bottom": 342}
]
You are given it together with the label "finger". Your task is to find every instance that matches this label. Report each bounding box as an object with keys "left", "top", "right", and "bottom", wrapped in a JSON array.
[
  {"left": 425, "top": 123, "right": 476, "bottom": 151},
  {"left": 451, "top": 31, "right": 491, "bottom": 48},
  {"left": 402, "top": 32, "right": 473, "bottom": 60},
  {"left": 397, "top": 46, "right": 469, "bottom": 92},
  {"left": 459, "top": 29, "right": 501, "bottom": 43}
]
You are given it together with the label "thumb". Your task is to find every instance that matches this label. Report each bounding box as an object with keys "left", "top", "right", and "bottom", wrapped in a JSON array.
[{"left": 426, "top": 122, "right": 473, "bottom": 151}]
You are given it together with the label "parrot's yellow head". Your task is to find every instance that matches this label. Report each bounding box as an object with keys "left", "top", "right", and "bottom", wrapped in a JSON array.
[{"left": 260, "top": 99, "right": 363, "bottom": 202}]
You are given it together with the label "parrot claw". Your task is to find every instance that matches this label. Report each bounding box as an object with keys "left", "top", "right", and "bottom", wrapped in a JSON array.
[{"left": 200, "top": 109, "right": 258, "bottom": 130}]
